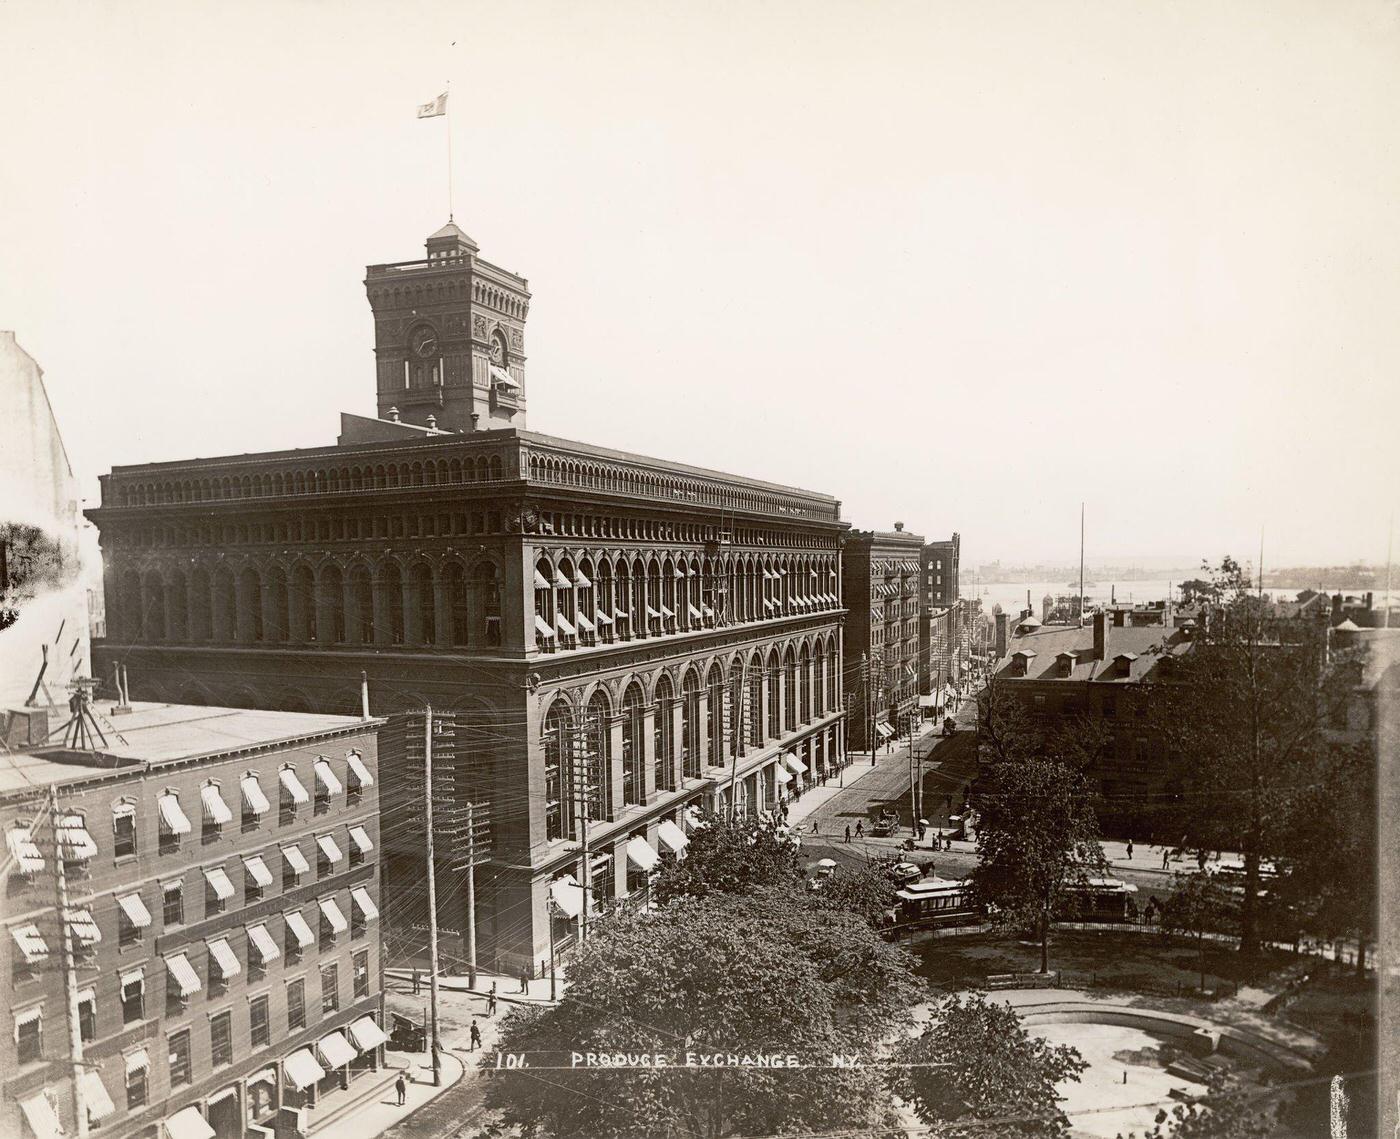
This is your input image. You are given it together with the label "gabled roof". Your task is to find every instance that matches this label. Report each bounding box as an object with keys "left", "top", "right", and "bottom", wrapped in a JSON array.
[{"left": 993, "top": 624, "right": 1188, "bottom": 684}]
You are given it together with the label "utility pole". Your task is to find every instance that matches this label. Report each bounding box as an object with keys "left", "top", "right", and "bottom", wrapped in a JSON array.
[
  {"left": 422, "top": 707, "right": 442, "bottom": 1087},
  {"left": 464, "top": 800, "right": 477, "bottom": 988},
  {"left": 50, "top": 790, "right": 88, "bottom": 1137},
  {"left": 576, "top": 715, "right": 594, "bottom": 944},
  {"left": 1078, "top": 502, "right": 1086, "bottom": 624}
]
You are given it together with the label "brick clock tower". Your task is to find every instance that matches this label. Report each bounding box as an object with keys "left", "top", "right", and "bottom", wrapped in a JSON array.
[{"left": 364, "top": 221, "right": 530, "bottom": 432}]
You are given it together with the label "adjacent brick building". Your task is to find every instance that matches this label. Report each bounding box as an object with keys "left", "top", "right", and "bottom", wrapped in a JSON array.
[{"left": 1, "top": 700, "right": 384, "bottom": 1139}]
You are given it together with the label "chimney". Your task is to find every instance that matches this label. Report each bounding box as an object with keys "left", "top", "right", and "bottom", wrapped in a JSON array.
[
  {"left": 1093, "top": 610, "right": 1109, "bottom": 660},
  {"left": 1365, "top": 591, "right": 1374, "bottom": 611},
  {"left": 994, "top": 612, "right": 1008, "bottom": 657},
  {"left": 387, "top": 406, "right": 400, "bottom": 423},
  {"left": 1042, "top": 594, "right": 1053, "bottom": 624},
  {"left": 1331, "top": 593, "right": 1343, "bottom": 618},
  {"left": 893, "top": 521, "right": 904, "bottom": 532},
  {"left": 1113, "top": 608, "right": 1126, "bottom": 628}
]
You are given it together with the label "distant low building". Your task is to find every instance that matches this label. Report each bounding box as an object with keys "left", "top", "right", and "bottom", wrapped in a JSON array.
[{"left": 918, "top": 534, "right": 961, "bottom": 712}]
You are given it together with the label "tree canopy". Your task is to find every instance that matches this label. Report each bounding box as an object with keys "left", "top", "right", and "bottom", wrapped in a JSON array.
[
  {"left": 484, "top": 887, "right": 921, "bottom": 1138},
  {"left": 890, "top": 991, "right": 1087, "bottom": 1139},
  {"left": 651, "top": 810, "right": 805, "bottom": 905},
  {"left": 970, "top": 755, "right": 1105, "bottom": 973}
]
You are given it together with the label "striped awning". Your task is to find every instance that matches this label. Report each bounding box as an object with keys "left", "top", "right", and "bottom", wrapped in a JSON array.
[
  {"left": 283, "top": 1048, "right": 325, "bottom": 1091},
  {"left": 243, "top": 854, "right": 273, "bottom": 888},
  {"left": 241, "top": 775, "right": 270, "bottom": 816},
  {"left": 346, "top": 751, "right": 373, "bottom": 787},
  {"left": 247, "top": 923, "right": 280, "bottom": 964},
  {"left": 351, "top": 887, "right": 379, "bottom": 921},
  {"left": 10, "top": 923, "right": 47, "bottom": 964},
  {"left": 6, "top": 827, "right": 43, "bottom": 874},
  {"left": 166, "top": 952, "right": 202, "bottom": 996},
  {"left": 318, "top": 897, "right": 348, "bottom": 933},
  {"left": 208, "top": 938, "right": 241, "bottom": 979},
  {"left": 200, "top": 784, "right": 232, "bottom": 825},
  {"left": 284, "top": 910, "right": 314, "bottom": 948},
  {"left": 118, "top": 892, "right": 153, "bottom": 928},
  {"left": 314, "top": 759, "right": 342, "bottom": 796},
  {"left": 279, "top": 767, "right": 309, "bottom": 804}
]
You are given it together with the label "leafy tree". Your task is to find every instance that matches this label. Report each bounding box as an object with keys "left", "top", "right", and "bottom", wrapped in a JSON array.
[
  {"left": 890, "top": 991, "right": 1087, "bottom": 1138},
  {"left": 1159, "top": 872, "right": 1232, "bottom": 992},
  {"left": 484, "top": 888, "right": 920, "bottom": 1138},
  {"left": 1178, "top": 578, "right": 1219, "bottom": 606},
  {"left": 1152, "top": 556, "right": 1350, "bottom": 955},
  {"left": 1118, "top": 1074, "right": 1275, "bottom": 1138},
  {"left": 970, "top": 756, "right": 1105, "bottom": 973},
  {"left": 652, "top": 810, "right": 804, "bottom": 905},
  {"left": 813, "top": 854, "right": 899, "bottom": 925}
]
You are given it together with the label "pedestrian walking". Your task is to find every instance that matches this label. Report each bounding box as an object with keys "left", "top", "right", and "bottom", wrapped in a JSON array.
[
  {"left": 487, "top": 983, "right": 498, "bottom": 1017},
  {"left": 1126, "top": 839, "right": 1134, "bottom": 861},
  {"left": 844, "top": 825, "right": 851, "bottom": 843},
  {"left": 811, "top": 822, "right": 818, "bottom": 835},
  {"left": 395, "top": 1074, "right": 408, "bottom": 1106},
  {"left": 1161, "top": 848, "right": 1170, "bottom": 870},
  {"left": 469, "top": 1019, "right": 482, "bottom": 1051},
  {"left": 855, "top": 821, "right": 864, "bottom": 838},
  {"left": 519, "top": 964, "right": 531, "bottom": 993}
]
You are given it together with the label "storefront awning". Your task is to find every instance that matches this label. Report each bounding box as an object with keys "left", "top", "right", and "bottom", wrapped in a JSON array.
[
  {"left": 574, "top": 568, "right": 592, "bottom": 588},
  {"left": 279, "top": 767, "right": 309, "bottom": 805},
  {"left": 876, "top": 722, "right": 896, "bottom": 739},
  {"left": 118, "top": 892, "right": 152, "bottom": 927},
  {"left": 164, "top": 1106, "right": 215, "bottom": 1139},
  {"left": 166, "top": 952, "right": 202, "bottom": 997},
  {"left": 556, "top": 614, "right": 576, "bottom": 637},
  {"left": 594, "top": 608, "right": 613, "bottom": 625},
  {"left": 533, "top": 569, "right": 551, "bottom": 589},
  {"left": 346, "top": 751, "right": 373, "bottom": 787},
  {"left": 657, "top": 819, "right": 689, "bottom": 853},
  {"left": 317, "top": 1031, "right": 358, "bottom": 1069},
  {"left": 576, "top": 612, "right": 595, "bottom": 633},
  {"left": 79, "top": 1068, "right": 116, "bottom": 1120},
  {"left": 283, "top": 1048, "right": 325, "bottom": 1091},
  {"left": 534, "top": 615, "right": 555, "bottom": 639},
  {"left": 314, "top": 759, "right": 342, "bottom": 796},
  {"left": 348, "top": 1016, "right": 390, "bottom": 1051},
  {"left": 549, "top": 877, "right": 584, "bottom": 918},
  {"left": 241, "top": 775, "right": 270, "bottom": 816},
  {"left": 19, "top": 1092, "right": 64, "bottom": 1139},
  {"left": 687, "top": 603, "right": 702, "bottom": 620},
  {"left": 625, "top": 836, "right": 659, "bottom": 872},
  {"left": 918, "top": 695, "right": 937, "bottom": 708},
  {"left": 772, "top": 764, "right": 793, "bottom": 785},
  {"left": 200, "top": 784, "right": 232, "bottom": 826},
  {"left": 782, "top": 753, "right": 807, "bottom": 774},
  {"left": 552, "top": 568, "right": 572, "bottom": 589}
]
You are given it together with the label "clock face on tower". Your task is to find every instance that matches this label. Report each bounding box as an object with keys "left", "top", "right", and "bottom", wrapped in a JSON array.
[
  {"left": 410, "top": 326, "right": 438, "bottom": 359},
  {"left": 489, "top": 333, "right": 506, "bottom": 366}
]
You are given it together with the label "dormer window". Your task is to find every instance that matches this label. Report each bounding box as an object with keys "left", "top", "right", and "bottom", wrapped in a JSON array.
[
  {"left": 1113, "top": 652, "right": 1138, "bottom": 677},
  {"left": 1055, "top": 651, "right": 1077, "bottom": 678},
  {"left": 1009, "top": 650, "right": 1037, "bottom": 677}
]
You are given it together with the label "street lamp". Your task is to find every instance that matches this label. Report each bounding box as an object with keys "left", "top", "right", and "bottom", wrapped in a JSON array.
[{"left": 546, "top": 897, "right": 559, "bottom": 1002}]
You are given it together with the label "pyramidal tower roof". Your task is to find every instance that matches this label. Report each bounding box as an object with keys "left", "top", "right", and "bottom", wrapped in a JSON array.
[{"left": 425, "top": 220, "right": 478, "bottom": 256}]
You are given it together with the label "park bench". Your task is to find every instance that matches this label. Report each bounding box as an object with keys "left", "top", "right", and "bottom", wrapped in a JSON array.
[{"left": 986, "top": 971, "right": 1059, "bottom": 990}]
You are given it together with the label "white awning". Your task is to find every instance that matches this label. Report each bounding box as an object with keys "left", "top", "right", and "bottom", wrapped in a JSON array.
[
  {"left": 19, "top": 1092, "right": 63, "bottom": 1139},
  {"left": 117, "top": 892, "right": 152, "bottom": 928},
  {"left": 120, "top": 968, "right": 144, "bottom": 995},
  {"left": 79, "top": 1069, "right": 116, "bottom": 1120},
  {"left": 279, "top": 767, "right": 309, "bottom": 804},
  {"left": 659, "top": 604, "right": 675, "bottom": 619},
  {"left": 552, "top": 569, "right": 572, "bottom": 589},
  {"left": 243, "top": 854, "right": 273, "bottom": 888},
  {"left": 57, "top": 815, "right": 97, "bottom": 860},
  {"left": 594, "top": 608, "right": 613, "bottom": 625},
  {"left": 351, "top": 886, "right": 379, "bottom": 920},
  {"left": 66, "top": 908, "right": 101, "bottom": 945},
  {"left": 782, "top": 753, "right": 807, "bottom": 774},
  {"left": 683, "top": 805, "right": 705, "bottom": 829},
  {"left": 14, "top": 1005, "right": 42, "bottom": 1030},
  {"left": 208, "top": 937, "right": 241, "bottom": 979},
  {"left": 125, "top": 1048, "right": 150, "bottom": 1075},
  {"left": 534, "top": 615, "right": 555, "bottom": 639},
  {"left": 576, "top": 612, "right": 595, "bottom": 632},
  {"left": 241, "top": 775, "right": 270, "bottom": 816},
  {"left": 772, "top": 764, "right": 793, "bottom": 785},
  {"left": 166, "top": 952, "right": 202, "bottom": 997},
  {"left": 876, "top": 722, "right": 896, "bottom": 739},
  {"left": 282, "top": 844, "right": 309, "bottom": 876},
  {"left": 200, "top": 784, "right": 232, "bottom": 825},
  {"left": 348, "top": 1015, "right": 390, "bottom": 1051},
  {"left": 687, "top": 604, "right": 703, "bottom": 620},
  {"left": 317, "top": 1030, "right": 358, "bottom": 1068},
  {"left": 763, "top": 598, "right": 775, "bottom": 611},
  {"left": 645, "top": 605, "right": 661, "bottom": 619},
  {"left": 533, "top": 569, "right": 551, "bottom": 589},
  {"left": 701, "top": 604, "right": 714, "bottom": 618},
  {"left": 319, "top": 897, "right": 348, "bottom": 933},
  {"left": 203, "top": 865, "right": 235, "bottom": 900},
  {"left": 283, "top": 1048, "right": 325, "bottom": 1091},
  {"left": 314, "top": 758, "right": 342, "bottom": 796},
  {"left": 556, "top": 613, "right": 576, "bottom": 637},
  {"left": 919, "top": 695, "right": 937, "bottom": 708},
  {"left": 349, "top": 825, "right": 374, "bottom": 853},
  {"left": 625, "top": 836, "right": 659, "bottom": 872},
  {"left": 6, "top": 827, "right": 43, "bottom": 874},
  {"left": 346, "top": 751, "right": 373, "bottom": 787},
  {"left": 247, "top": 1067, "right": 277, "bottom": 1088},
  {"left": 247, "top": 923, "right": 280, "bottom": 964},
  {"left": 573, "top": 568, "right": 592, "bottom": 588},
  {"left": 549, "top": 877, "right": 584, "bottom": 917},
  {"left": 11, "top": 923, "right": 47, "bottom": 964},
  {"left": 657, "top": 819, "right": 689, "bottom": 853},
  {"left": 673, "top": 566, "right": 687, "bottom": 579},
  {"left": 285, "top": 910, "right": 314, "bottom": 948},
  {"left": 165, "top": 1106, "right": 215, "bottom": 1139},
  {"left": 490, "top": 365, "right": 519, "bottom": 389},
  {"left": 317, "top": 834, "right": 343, "bottom": 864}
]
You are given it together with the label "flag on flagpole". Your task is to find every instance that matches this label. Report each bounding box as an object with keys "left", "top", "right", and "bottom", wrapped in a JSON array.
[{"left": 417, "top": 92, "right": 448, "bottom": 119}]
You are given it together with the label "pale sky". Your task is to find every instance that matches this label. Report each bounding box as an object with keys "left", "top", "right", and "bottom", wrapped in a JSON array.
[{"left": 2, "top": 0, "right": 1397, "bottom": 568}]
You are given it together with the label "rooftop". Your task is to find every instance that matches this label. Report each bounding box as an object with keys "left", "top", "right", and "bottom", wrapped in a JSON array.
[
  {"left": 0, "top": 702, "right": 375, "bottom": 796},
  {"left": 995, "top": 622, "right": 1191, "bottom": 684}
]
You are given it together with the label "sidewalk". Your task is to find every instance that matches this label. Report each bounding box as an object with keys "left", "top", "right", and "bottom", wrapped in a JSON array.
[
  {"left": 1100, "top": 840, "right": 1243, "bottom": 878},
  {"left": 387, "top": 965, "right": 566, "bottom": 1007},
  {"left": 316, "top": 1050, "right": 464, "bottom": 1139},
  {"left": 784, "top": 720, "right": 949, "bottom": 827}
]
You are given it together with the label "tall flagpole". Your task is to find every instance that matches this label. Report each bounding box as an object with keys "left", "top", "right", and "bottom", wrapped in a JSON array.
[{"left": 446, "top": 81, "right": 454, "bottom": 221}]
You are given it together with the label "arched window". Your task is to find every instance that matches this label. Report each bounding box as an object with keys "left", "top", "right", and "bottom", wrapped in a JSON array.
[
  {"left": 748, "top": 653, "right": 764, "bottom": 748},
  {"left": 141, "top": 573, "right": 167, "bottom": 641},
  {"left": 410, "top": 564, "right": 435, "bottom": 645},
  {"left": 653, "top": 674, "right": 675, "bottom": 792},
  {"left": 266, "top": 567, "right": 289, "bottom": 642},
  {"left": 291, "top": 565, "right": 317, "bottom": 642},
  {"left": 783, "top": 648, "right": 797, "bottom": 732},
  {"left": 799, "top": 643, "right": 812, "bottom": 723},
  {"left": 706, "top": 664, "right": 725, "bottom": 768},
  {"left": 445, "top": 564, "right": 468, "bottom": 646},
  {"left": 241, "top": 568, "right": 263, "bottom": 643},
  {"left": 166, "top": 573, "right": 188, "bottom": 642},
  {"left": 188, "top": 568, "right": 211, "bottom": 641},
  {"left": 680, "top": 669, "right": 701, "bottom": 781},
  {"left": 585, "top": 690, "right": 611, "bottom": 822},
  {"left": 350, "top": 565, "right": 374, "bottom": 643},
  {"left": 381, "top": 563, "right": 405, "bottom": 645},
  {"left": 213, "top": 569, "right": 237, "bottom": 642},
  {"left": 621, "top": 683, "right": 645, "bottom": 807},
  {"left": 827, "top": 640, "right": 839, "bottom": 710},
  {"left": 543, "top": 701, "right": 571, "bottom": 842},
  {"left": 729, "top": 661, "right": 745, "bottom": 759},
  {"left": 473, "top": 562, "right": 501, "bottom": 646},
  {"left": 320, "top": 566, "right": 344, "bottom": 643},
  {"left": 767, "top": 649, "right": 782, "bottom": 738}
]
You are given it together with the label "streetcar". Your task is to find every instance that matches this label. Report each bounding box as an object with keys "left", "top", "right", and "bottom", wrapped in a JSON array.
[{"left": 880, "top": 875, "right": 1140, "bottom": 935}]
